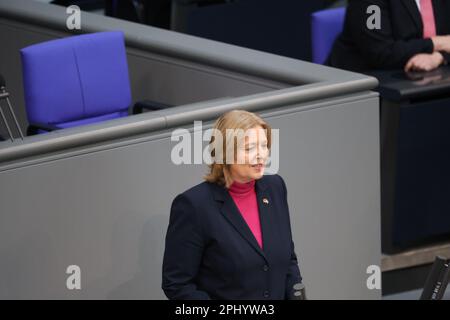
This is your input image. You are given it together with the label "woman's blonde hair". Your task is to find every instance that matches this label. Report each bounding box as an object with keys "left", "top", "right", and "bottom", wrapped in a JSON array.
[{"left": 204, "top": 110, "right": 271, "bottom": 188}]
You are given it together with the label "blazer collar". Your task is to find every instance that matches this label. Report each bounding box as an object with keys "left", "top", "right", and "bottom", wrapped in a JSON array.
[
  {"left": 211, "top": 177, "right": 268, "bottom": 202},
  {"left": 211, "top": 177, "right": 273, "bottom": 263}
]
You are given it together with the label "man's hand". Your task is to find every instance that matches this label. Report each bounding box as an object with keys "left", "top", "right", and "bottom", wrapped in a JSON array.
[
  {"left": 404, "top": 52, "right": 444, "bottom": 72},
  {"left": 432, "top": 35, "right": 450, "bottom": 53}
]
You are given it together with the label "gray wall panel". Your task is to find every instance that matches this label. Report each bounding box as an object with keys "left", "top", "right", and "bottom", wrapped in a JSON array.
[
  {"left": 126, "top": 48, "right": 286, "bottom": 106},
  {"left": 0, "top": 94, "right": 380, "bottom": 299}
]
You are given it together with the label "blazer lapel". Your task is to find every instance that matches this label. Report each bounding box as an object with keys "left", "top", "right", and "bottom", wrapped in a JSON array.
[
  {"left": 255, "top": 178, "right": 277, "bottom": 262},
  {"left": 401, "top": 0, "right": 423, "bottom": 33},
  {"left": 212, "top": 181, "right": 269, "bottom": 262}
]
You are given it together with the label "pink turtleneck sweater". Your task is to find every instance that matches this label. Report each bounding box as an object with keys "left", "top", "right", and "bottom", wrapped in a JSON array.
[{"left": 228, "top": 180, "right": 263, "bottom": 249}]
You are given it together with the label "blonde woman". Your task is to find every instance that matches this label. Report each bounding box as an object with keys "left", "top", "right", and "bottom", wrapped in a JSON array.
[{"left": 162, "top": 110, "right": 302, "bottom": 300}]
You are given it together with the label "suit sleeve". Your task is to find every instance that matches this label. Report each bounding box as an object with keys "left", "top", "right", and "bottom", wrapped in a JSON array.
[
  {"left": 278, "top": 175, "right": 303, "bottom": 299},
  {"left": 162, "top": 193, "right": 211, "bottom": 300},
  {"left": 440, "top": 51, "right": 450, "bottom": 65},
  {"left": 347, "top": 0, "right": 434, "bottom": 69}
]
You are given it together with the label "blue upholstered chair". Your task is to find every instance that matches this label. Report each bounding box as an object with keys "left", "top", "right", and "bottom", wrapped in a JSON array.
[
  {"left": 311, "top": 7, "right": 346, "bottom": 65},
  {"left": 21, "top": 31, "right": 168, "bottom": 135},
  {"left": 21, "top": 31, "right": 131, "bottom": 134}
]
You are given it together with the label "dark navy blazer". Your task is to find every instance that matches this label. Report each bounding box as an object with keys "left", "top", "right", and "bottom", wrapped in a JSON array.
[{"left": 162, "top": 174, "right": 302, "bottom": 300}]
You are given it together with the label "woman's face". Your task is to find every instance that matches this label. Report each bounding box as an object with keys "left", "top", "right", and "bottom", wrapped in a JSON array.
[{"left": 229, "top": 126, "right": 269, "bottom": 183}]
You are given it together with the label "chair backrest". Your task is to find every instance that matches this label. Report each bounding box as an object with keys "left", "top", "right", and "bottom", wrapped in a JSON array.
[
  {"left": 311, "top": 7, "right": 346, "bottom": 65},
  {"left": 21, "top": 31, "right": 132, "bottom": 125}
]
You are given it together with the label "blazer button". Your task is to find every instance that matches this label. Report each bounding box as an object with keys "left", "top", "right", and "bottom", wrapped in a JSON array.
[
  {"left": 263, "top": 290, "right": 270, "bottom": 298},
  {"left": 263, "top": 265, "right": 269, "bottom": 272}
]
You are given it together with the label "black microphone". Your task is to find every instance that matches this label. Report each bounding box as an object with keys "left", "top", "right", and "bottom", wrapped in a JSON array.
[
  {"left": 420, "top": 256, "right": 450, "bottom": 300},
  {"left": 290, "top": 282, "right": 306, "bottom": 300},
  {"left": 0, "top": 73, "right": 24, "bottom": 140},
  {"left": 0, "top": 73, "right": 5, "bottom": 88}
]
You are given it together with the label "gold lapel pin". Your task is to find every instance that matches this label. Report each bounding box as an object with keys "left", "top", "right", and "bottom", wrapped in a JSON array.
[{"left": 262, "top": 198, "right": 269, "bottom": 204}]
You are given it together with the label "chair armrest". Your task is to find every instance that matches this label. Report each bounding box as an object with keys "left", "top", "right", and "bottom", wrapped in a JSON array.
[
  {"left": 27, "top": 122, "right": 59, "bottom": 136},
  {"left": 132, "top": 100, "right": 173, "bottom": 114}
]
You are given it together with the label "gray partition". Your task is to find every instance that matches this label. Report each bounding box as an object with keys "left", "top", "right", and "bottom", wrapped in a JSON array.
[{"left": 0, "top": 0, "right": 380, "bottom": 299}]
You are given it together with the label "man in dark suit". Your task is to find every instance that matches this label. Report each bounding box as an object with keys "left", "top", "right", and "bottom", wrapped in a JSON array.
[{"left": 327, "top": 0, "right": 450, "bottom": 72}]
